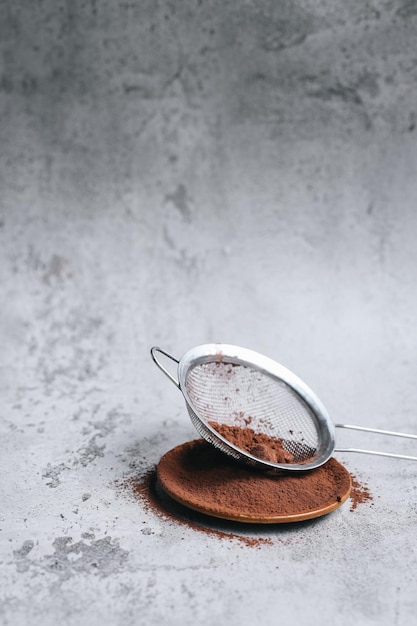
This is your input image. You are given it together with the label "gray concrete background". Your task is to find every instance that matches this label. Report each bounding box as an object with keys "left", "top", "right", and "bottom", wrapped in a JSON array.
[{"left": 2, "top": 1, "right": 417, "bottom": 624}]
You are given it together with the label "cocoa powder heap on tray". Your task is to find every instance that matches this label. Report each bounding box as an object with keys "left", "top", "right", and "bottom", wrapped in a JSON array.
[
  {"left": 118, "top": 426, "right": 373, "bottom": 536},
  {"left": 156, "top": 438, "right": 352, "bottom": 521}
]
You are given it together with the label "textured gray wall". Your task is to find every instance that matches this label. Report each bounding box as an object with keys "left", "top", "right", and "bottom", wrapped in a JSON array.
[
  {"left": 2, "top": 2, "right": 417, "bottom": 625},
  {"left": 2, "top": 0, "right": 417, "bottom": 413}
]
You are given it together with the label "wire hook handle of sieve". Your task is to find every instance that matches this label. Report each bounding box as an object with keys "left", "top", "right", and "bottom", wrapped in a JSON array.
[
  {"left": 150, "top": 346, "right": 180, "bottom": 388},
  {"left": 334, "top": 423, "right": 417, "bottom": 461}
]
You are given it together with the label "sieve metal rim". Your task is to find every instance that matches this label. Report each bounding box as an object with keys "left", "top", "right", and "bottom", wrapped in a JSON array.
[{"left": 151, "top": 343, "right": 336, "bottom": 471}]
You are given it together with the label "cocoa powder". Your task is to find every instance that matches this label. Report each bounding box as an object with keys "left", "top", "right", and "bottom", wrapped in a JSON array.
[
  {"left": 349, "top": 475, "right": 374, "bottom": 511},
  {"left": 157, "top": 439, "right": 352, "bottom": 522},
  {"left": 122, "top": 468, "right": 273, "bottom": 547},
  {"left": 209, "top": 421, "right": 295, "bottom": 464},
  {"left": 206, "top": 423, "right": 372, "bottom": 513},
  {"left": 118, "top": 430, "right": 373, "bottom": 541}
]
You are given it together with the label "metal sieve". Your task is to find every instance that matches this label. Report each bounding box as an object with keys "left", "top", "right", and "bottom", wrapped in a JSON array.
[{"left": 151, "top": 344, "right": 417, "bottom": 471}]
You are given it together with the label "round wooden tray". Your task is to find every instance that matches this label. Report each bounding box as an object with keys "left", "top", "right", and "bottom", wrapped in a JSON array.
[{"left": 157, "top": 439, "right": 352, "bottom": 524}]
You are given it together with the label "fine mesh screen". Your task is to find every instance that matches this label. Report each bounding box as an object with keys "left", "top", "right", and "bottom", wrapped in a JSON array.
[{"left": 185, "top": 360, "right": 320, "bottom": 462}]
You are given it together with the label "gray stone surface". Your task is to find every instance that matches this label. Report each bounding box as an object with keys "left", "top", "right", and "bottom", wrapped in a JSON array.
[{"left": 2, "top": 1, "right": 417, "bottom": 624}]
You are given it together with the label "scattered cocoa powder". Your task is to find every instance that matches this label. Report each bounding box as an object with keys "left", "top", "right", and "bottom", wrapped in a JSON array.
[
  {"left": 349, "top": 475, "right": 374, "bottom": 511},
  {"left": 121, "top": 468, "right": 273, "bottom": 547}
]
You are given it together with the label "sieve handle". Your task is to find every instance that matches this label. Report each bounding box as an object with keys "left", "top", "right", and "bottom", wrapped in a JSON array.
[
  {"left": 335, "top": 423, "right": 417, "bottom": 460},
  {"left": 150, "top": 346, "right": 180, "bottom": 388},
  {"left": 335, "top": 423, "right": 417, "bottom": 440},
  {"left": 335, "top": 447, "right": 417, "bottom": 461}
]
